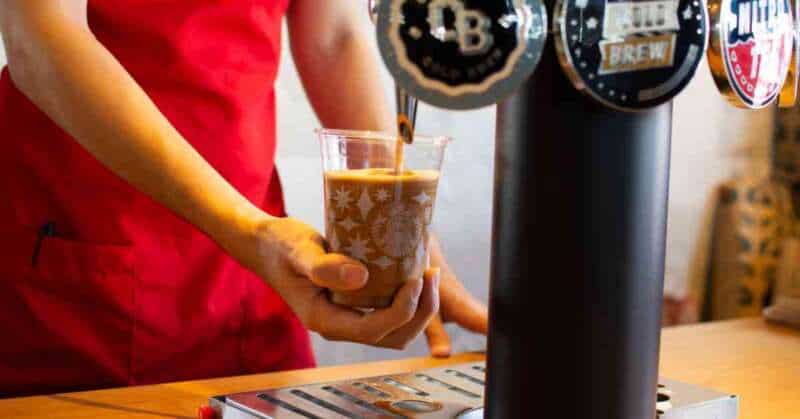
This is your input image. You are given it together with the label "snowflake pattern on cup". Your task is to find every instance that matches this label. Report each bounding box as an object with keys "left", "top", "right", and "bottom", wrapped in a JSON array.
[{"left": 324, "top": 173, "right": 438, "bottom": 277}]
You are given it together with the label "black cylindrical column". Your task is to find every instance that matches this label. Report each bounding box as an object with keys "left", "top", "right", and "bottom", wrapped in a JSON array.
[{"left": 485, "top": 21, "right": 672, "bottom": 419}]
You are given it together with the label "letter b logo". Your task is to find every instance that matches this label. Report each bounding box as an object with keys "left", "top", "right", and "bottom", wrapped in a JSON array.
[{"left": 427, "top": 0, "right": 494, "bottom": 55}]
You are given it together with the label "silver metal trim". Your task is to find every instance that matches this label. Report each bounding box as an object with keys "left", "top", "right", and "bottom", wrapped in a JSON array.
[{"left": 213, "top": 362, "right": 738, "bottom": 419}]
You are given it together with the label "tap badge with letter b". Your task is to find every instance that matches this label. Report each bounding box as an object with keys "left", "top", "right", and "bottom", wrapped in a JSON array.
[
  {"left": 706, "top": 0, "right": 795, "bottom": 109},
  {"left": 553, "top": 0, "right": 709, "bottom": 111},
  {"left": 376, "top": 0, "right": 548, "bottom": 110}
]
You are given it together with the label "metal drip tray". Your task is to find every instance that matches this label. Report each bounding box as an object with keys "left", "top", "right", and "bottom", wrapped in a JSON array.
[{"left": 208, "top": 362, "right": 738, "bottom": 418}]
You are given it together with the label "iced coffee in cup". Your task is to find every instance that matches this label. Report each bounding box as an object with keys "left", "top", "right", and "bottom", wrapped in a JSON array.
[{"left": 318, "top": 129, "right": 449, "bottom": 309}]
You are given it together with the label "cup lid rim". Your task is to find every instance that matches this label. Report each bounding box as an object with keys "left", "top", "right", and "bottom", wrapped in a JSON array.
[{"left": 315, "top": 128, "right": 452, "bottom": 146}]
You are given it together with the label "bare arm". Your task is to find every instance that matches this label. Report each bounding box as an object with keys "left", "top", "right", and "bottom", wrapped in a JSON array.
[
  {"left": 0, "top": 0, "right": 437, "bottom": 349},
  {"left": 0, "top": 0, "right": 260, "bottom": 247},
  {"left": 287, "top": 0, "right": 393, "bottom": 131}
]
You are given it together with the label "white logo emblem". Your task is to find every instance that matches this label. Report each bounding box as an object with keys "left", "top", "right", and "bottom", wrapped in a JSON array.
[{"left": 370, "top": 202, "right": 425, "bottom": 258}]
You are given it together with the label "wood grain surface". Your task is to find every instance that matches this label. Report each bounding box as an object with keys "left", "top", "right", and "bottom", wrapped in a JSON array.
[{"left": 0, "top": 318, "right": 796, "bottom": 418}]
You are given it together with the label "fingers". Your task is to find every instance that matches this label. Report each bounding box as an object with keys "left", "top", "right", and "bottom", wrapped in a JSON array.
[
  {"left": 289, "top": 235, "right": 368, "bottom": 292},
  {"left": 425, "top": 312, "right": 452, "bottom": 358},
  {"left": 440, "top": 275, "right": 489, "bottom": 335},
  {"left": 304, "top": 276, "right": 426, "bottom": 345},
  {"left": 429, "top": 235, "right": 488, "bottom": 335},
  {"left": 356, "top": 275, "right": 428, "bottom": 344},
  {"left": 377, "top": 268, "right": 441, "bottom": 350}
]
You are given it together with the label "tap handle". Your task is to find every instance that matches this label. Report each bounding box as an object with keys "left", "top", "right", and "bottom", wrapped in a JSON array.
[{"left": 396, "top": 86, "right": 418, "bottom": 144}]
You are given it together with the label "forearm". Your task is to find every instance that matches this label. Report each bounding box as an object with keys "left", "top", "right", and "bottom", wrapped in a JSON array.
[
  {"left": 288, "top": 0, "right": 393, "bottom": 132},
  {"left": 1, "top": 3, "right": 263, "bottom": 246}
]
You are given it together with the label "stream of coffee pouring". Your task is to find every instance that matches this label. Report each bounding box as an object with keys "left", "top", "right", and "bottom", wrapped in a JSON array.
[{"left": 370, "top": 0, "right": 418, "bottom": 174}]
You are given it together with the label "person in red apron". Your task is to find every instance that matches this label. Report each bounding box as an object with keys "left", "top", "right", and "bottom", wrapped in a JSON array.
[{"left": 0, "top": 1, "right": 488, "bottom": 397}]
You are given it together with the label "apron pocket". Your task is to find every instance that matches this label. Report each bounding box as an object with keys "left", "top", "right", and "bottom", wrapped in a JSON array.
[
  {"left": 33, "top": 234, "right": 136, "bottom": 307},
  {"left": 0, "top": 228, "right": 136, "bottom": 395}
]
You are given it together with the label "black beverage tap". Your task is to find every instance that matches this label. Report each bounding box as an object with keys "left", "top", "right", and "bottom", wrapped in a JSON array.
[{"left": 373, "top": 0, "right": 709, "bottom": 418}]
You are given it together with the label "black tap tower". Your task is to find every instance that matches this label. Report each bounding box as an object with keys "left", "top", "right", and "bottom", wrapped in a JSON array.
[
  {"left": 485, "top": 18, "right": 672, "bottom": 419},
  {"left": 373, "top": 0, "right": 699, "bottom": 416}
]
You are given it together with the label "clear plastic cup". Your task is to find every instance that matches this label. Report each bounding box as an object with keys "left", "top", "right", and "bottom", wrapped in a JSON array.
[{"left": 317, "top": 129, "right": 450, "bottom": 308}]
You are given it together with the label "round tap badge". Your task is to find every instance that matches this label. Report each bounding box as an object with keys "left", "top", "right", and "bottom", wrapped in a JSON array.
[
  {"left": 707, "top": 0, "right": 794, "bottom": 109},
  {"left": 778, "top": 0, "right": 799, "bottom": 108},
  {"left": 376, "top": 0, "right": 548, "bottom": 110},
  {"left": 553, "top": 0, "right": 709, "bottom": 111}
]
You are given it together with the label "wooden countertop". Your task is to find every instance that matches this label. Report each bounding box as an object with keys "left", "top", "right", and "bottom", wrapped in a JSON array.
[
  {"left": 1, "top": 318, "right": 797, "bottom": 418},
  {"left": 659, "top": 318, "right": 800, "bottom": 418}
]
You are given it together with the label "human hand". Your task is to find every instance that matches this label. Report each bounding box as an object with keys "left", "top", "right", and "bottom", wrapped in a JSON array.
[
  {"left": 424, "top": 236, "right": 489, "bottom": 357},
  {"left": 230, "top": 216, "right": 441, "bottom": 349}
]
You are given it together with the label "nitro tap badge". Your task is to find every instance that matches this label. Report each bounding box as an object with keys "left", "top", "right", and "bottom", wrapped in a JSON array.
[
  {"left": 554, "top": 0, "right": 709, "bottom": 110},
  {"left": 376, "top": 0, "right": 548, "bottom": 110},
  {"left": 707, "top": 0, "right": 794, "bottom": 109}
]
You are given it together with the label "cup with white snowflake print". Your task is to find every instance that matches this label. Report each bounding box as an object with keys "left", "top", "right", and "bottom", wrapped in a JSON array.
[{"left": 318, "top": 129, "right": 450, "bottom": 309}]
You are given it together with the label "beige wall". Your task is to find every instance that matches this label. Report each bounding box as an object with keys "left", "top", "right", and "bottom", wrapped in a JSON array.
[{"left": 666, "top": 62, "right": 774, "bottom": 297}]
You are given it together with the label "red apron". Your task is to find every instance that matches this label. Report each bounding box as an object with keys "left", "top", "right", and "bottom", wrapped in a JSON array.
[{"left": 0, "top": 0, "right": 314, "bottom": 397}]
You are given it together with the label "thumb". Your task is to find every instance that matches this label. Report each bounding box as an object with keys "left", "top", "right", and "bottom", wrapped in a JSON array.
[{"left": 290, "top": 239, "right": 369, "bottom": 291}]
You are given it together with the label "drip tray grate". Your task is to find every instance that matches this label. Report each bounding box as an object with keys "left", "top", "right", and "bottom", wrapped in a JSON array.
[{"left": 209, "top": 362, "right": 738, "bottom": 418}]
